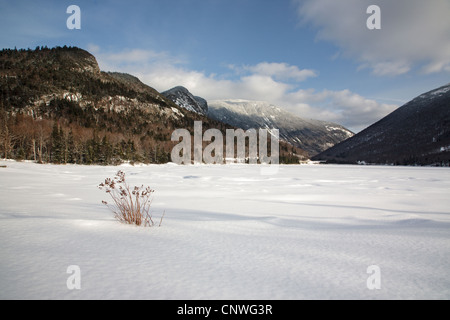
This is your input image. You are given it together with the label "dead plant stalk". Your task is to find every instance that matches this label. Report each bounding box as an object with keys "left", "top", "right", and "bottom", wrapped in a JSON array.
[{"left": 99, "top": 170, "right": 162, "bottom": 227}]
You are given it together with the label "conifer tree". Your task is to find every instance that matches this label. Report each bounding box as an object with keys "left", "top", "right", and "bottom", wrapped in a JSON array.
[
  {"left": 59, "top": 126, "right": 67, "bottom": 164},
  {"left": 51, "top": 122, "right": 63, "bottom": 163},
  {"left": 67, "top": 129, "right": 75, "bottom": 163}
]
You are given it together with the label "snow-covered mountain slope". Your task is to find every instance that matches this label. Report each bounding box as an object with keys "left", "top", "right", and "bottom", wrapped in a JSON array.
[
  {"left": 162, "top": 86, "right": 208, "bottom": 115},
  {"left": 208, "top": 99, "right": 353, "bottom": 157},
  {"left": 313, "top": 83, "right": 450, "bottom": 165}
]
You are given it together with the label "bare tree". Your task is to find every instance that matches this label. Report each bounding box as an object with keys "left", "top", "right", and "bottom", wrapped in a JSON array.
[{"left": 0, "top": 111, "right": 18, "bottom": 160}]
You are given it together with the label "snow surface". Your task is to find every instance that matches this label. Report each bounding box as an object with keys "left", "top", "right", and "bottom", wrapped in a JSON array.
[{"left": 1, "top": 161, "right": 449, "bottom": 300}]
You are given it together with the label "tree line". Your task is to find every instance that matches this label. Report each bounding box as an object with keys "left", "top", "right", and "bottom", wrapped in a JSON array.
[{"left": 0, "top": 110, "right": 172, "bottom": 165}]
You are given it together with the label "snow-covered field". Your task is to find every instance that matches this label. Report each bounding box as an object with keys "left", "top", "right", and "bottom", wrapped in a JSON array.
[{"left": 1, "top": 160, "right": 449, "bottom": 300}]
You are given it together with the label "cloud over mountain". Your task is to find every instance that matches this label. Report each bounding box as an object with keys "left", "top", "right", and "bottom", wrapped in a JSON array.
[{"left": 92, "top": 45, "right": 397, "bottom": 133}]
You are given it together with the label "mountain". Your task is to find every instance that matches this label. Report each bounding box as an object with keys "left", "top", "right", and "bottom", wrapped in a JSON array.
[
  {"left": 0, "top": 46, "right": 175, "bottom": 112},
  {"left": 162, "top": 86, "right": 208, "bottom": 115},
  {"left": 207, "top": 99, "right": 353, "bottom": 157},
  {"left": 312, "top": 83, "right": 450, "bottom": 166},
  {"left": 0, "top": 46, "right": 305, "bottom": 164},
  {"left": 0, "top": 46, "right": 229, "bottom": 164}
]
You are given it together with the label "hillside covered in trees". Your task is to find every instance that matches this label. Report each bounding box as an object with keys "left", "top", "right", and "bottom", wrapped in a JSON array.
[
  {"left": 0, "top": 46, "right": 306, "bottom": 165},
  {"left": 312, "top": 83, "right": 450, "bottom": 166}
]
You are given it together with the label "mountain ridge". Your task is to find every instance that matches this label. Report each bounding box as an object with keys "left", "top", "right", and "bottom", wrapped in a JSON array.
[
  {"left": 0, "top": 46, "right": 305, "bottom": 164},
  {"left": 312, "top": 83, "right": 450, "bottom": 166},
  {"left": 207, "top": 99, "right": 354, "bottom": 157},
  {"left": 0, "top": 46, "right": 230, "bottom": 164},
  {"left": 162, "top": 86, "right": 208, "bottom": 115}
]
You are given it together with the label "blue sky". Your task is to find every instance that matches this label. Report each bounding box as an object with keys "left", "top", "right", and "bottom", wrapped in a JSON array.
[{"left": 1, "top": 0, "right": 449, "bottom": 132}]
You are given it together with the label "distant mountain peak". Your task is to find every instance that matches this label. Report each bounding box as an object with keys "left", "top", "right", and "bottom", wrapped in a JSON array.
[
  {"left": 312, "top": 83, "right": 450, "bottom": 166},
  {"left": 162, "top": 86, "right": 208, "bottom": 115},
  {"left": 164, "top": 86, "right": 190, "bottom": 94},
  {"left": 208, "top": 99, "right": 353, "bottom": 157},
  {"left": 415, "top": 83, "right": 450, "bottom": 102}
]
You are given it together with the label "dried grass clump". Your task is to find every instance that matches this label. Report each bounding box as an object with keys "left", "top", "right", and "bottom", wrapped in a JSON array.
[{"left": 98, "top": 170, "right": 164, "bottom": 227}]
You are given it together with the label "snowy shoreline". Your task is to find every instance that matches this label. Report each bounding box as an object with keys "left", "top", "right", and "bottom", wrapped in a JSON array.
[{"left": 1, "top": 161, "right": 449, "bottom": 299}]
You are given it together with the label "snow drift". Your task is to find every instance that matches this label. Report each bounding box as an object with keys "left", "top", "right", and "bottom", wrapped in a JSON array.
[{"left": 0, "top": 161, "right": 449, "bottom": 299}]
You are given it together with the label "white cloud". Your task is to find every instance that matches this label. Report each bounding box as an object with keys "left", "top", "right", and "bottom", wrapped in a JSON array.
[
  {"left": 369, "top": 61, "right": 411, "bottom": 77},
  {"left": 243, "top": 62, "right": 318, "bottom": 82},
  {"left": 295, "top": 0, "right": 450, "bottom": 76},
  {"left": 88, "top": 45, "right": 185, "bottom": 73},
  {"left": 91, "top": 46, "right": 398, "bottom": 132},
  {"left": 282, "top": 89, "right": 398, "bottom": 132}
]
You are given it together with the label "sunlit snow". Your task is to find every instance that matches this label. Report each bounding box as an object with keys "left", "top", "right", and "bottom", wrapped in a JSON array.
[{"left": 1, "top": 161, "right": 449, "bottom": 299}]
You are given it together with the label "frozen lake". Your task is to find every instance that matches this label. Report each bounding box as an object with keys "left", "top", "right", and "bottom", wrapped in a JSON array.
[{"left": 0, "top": 161, "right": 449, "bottom": 299}]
